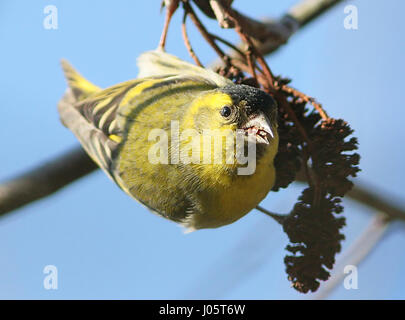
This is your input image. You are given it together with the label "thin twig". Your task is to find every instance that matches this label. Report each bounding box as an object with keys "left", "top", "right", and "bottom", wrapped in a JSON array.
[
  {"left": 256, "top": 205, "right": 289, "bottom": 225},
  {"left": 245, "top": 46, "right": 258, "bottom": 83},
  {"left": 230, "top": 19, "right": 275, "bottom": 88},
  {"left": 280, "top": 84, "right": 329, "bottom": 120},
  {"left": 183, "top": 1, "right": 227, "bottom": 62},
  {"left": 158, "top": 0, "right": 180, "bottom": 49},
  {"left": 209, "top": 33, "right": 245, "bottom": 60},
  {"left": 182, "top": 11, "right": 204, "bottom": 67}
]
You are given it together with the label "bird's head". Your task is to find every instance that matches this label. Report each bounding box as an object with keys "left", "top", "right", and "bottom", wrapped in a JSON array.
[{"left": 181, "top": 84, "right": 278, "bottom": 169}]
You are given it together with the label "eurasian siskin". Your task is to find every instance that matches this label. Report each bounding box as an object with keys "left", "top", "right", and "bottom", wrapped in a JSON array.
[{"left": 58, "top": 50, "right": 279, "bottom": 231}]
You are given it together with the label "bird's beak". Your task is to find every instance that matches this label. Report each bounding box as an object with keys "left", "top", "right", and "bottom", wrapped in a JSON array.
[{"left": 242, "top": 111, "right": 274, "bottom": 145}]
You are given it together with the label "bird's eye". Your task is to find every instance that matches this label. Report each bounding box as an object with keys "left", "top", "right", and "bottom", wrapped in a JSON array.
[{"left": 220, "top": 106, "right": 232, "bottom": 118}]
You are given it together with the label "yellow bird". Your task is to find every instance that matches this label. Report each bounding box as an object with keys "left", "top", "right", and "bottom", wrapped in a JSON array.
[{"left": 58, "top": 50, "right": 279, "bottom": 231}]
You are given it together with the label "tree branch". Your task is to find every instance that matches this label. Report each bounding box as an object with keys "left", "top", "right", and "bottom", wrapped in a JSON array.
[
  {"left": 0, "top": 147, "right": 97, "bottom": 216},
  {"left": 206, "top": 0, "right": 347, "bottom": 69},
  {"left": 295, "top": 172, "right": 405, "bottom": 222}
]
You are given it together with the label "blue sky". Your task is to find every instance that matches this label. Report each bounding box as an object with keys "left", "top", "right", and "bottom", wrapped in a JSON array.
[{"left": 0, "top": 0, "right": 404, "bottom": 299}]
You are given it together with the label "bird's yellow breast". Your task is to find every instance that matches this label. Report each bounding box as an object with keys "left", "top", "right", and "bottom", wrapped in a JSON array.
[{"left": 186, "top": 144, "right": 276, "bottom": 230}]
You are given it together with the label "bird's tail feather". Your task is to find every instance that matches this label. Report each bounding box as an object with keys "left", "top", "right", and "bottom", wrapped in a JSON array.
[{"left": 60, "top": 59, "right": 101, "bottom": 101}]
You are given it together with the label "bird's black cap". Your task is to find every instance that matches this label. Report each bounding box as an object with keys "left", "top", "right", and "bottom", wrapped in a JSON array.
[{"left": 220, "top": 84, "right": 277, "bottom": 115}]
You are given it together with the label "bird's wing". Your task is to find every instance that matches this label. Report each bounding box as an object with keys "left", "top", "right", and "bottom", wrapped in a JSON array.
[
  {"left": 137, "top": 49, "right": 233, "bottom": 87},
  {"left": 58, "top": 60, "right": 146, "bottom": 179},
  {"left": 58, "top": 60, "right": 219, "bottom": 183},
  {"left": 58, "top": 85, "right": 137, "bottom": 180}
]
